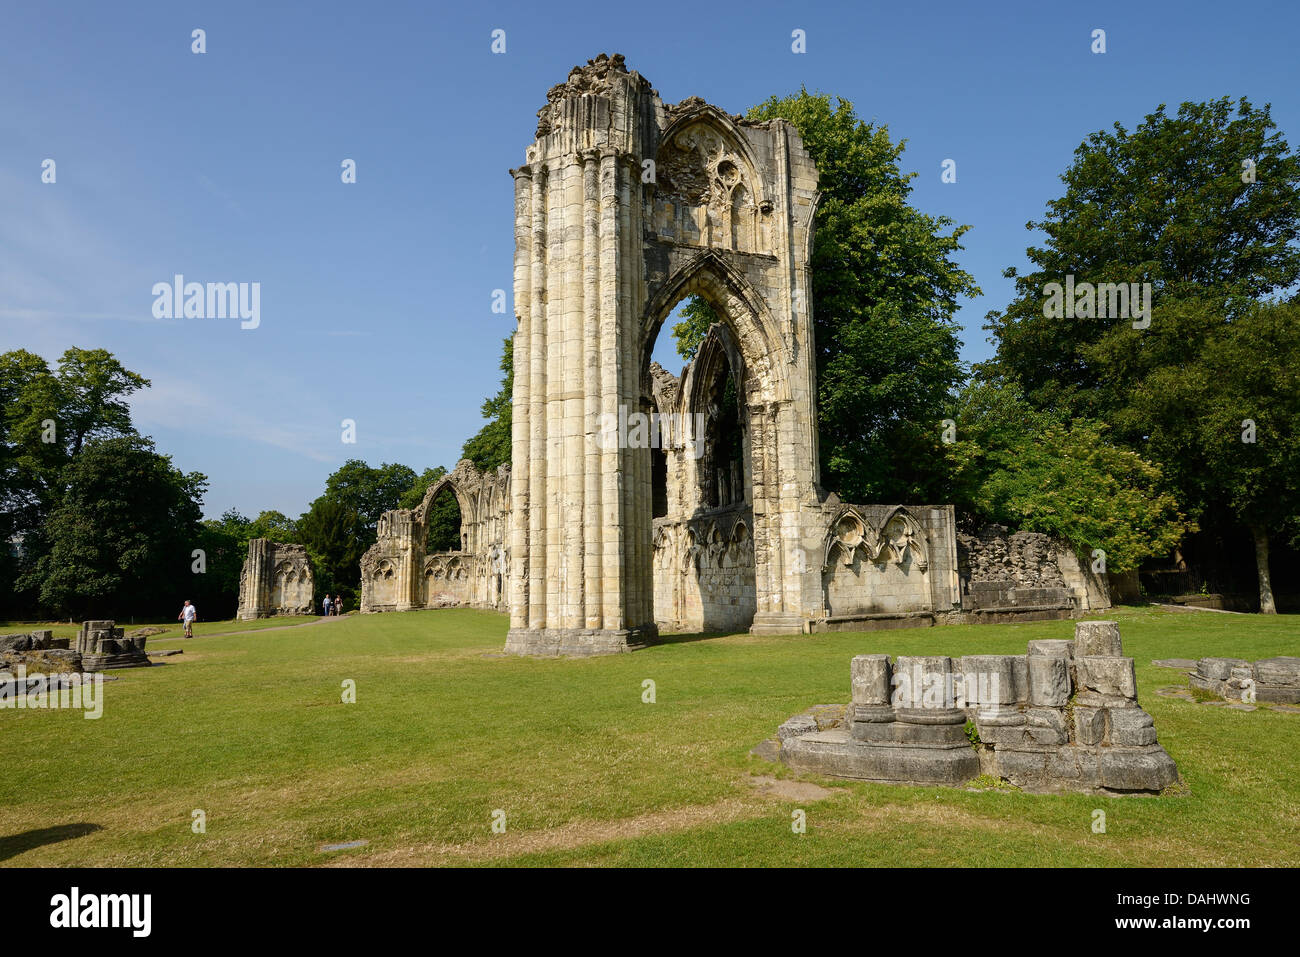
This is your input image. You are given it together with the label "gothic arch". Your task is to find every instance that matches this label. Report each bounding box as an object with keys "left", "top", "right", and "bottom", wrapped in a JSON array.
[
  {"left": 506, "top": 55, "right": 823, "bottom": 651},
  {"left": 682, "top": 322, "right": 748, "bottom": 416},
  {"left": 878, "top": 506, "right": 929, "bottom": 571},
  {"left": 640, "top": 251, "right": 790, "bottom": 405},
  {"left": 823, "top": 505, "right": 875, "bottom": 569},
  {"left": 417, "top": 473, "right": 475, "bottom": 530}
]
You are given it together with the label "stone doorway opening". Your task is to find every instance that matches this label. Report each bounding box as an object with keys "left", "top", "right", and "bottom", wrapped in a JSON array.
[{"left": 644, "top": 296, "right": 757, "bottom": 634}]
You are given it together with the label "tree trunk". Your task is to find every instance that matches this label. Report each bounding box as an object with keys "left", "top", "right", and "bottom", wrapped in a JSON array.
[{"left": 1250, "top": 523, "right": 1278, "bottom": 614}]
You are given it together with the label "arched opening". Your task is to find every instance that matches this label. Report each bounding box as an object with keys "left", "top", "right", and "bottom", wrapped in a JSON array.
[
  {"left": 699, "top": 363, "right": 744, "bottom": 509},
  {"left": 651, "top": 446, "right": 668, "bottom": 518},
  {"left": 643, "top": 290, "right": 757, "bottom": 633},
  {"left": 425, "top": 484, "right": 463, "bottom": 554}
]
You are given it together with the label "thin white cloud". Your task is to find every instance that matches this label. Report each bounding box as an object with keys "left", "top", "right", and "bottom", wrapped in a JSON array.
[{"left": 130, "top": 376, "right": 336, "bottom": 463}]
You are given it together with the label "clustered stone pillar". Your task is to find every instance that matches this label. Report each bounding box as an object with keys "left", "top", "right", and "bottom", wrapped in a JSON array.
[
  {"left": 504, "top": 55, "right": 824, "bottom": 651},
  {"left": 238, "top": 538, "right": 271, "bottom": 620},
  {"left": 505, "top": 69, "right": 660, "bottom": 656}
]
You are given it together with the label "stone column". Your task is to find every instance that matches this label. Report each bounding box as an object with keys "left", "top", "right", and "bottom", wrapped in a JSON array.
[{"left": 504, "top": 68, "right": 660, "bottom": 655}]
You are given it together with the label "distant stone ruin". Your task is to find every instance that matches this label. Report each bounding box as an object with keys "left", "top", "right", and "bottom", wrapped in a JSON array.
[
  {"left": 1190, "top": 656, "right": 1300, "bottom": 704},
  {"left": 237, "top": 539, "right": 315, "bottom": 619},
  {"left": 1, "top": 629, "right": 81, "bottom": 674},
  {"left": 360, "top": 459, "right": 511, "bottom": 613},
  {"left": 773, "top": 620, "right": 1180, "bottom": 795},
  {"left": 74, "top": 620, "right": 149, "bottom": 671}
]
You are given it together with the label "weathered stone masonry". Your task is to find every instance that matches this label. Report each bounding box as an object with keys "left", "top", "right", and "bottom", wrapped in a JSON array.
[
  {"left": 362, "top": 54, "right": 1110, "bottom": 652},
  {"left": 237, "top": 539, "right": 315, "bottom": 619},
  {"left": 776, "top": 620, "right": 1179, "bottom": 794},
  {"left": 360, "top": 459, "right": 511, "bottom": 613}
]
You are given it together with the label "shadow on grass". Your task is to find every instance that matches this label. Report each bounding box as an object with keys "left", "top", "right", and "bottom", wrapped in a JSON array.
[
  {"left": 651, "top": 630, "right": 747, "bottom": 647},
  {"left": 0, "top": 822, "right": 102, "bottom": 862}
]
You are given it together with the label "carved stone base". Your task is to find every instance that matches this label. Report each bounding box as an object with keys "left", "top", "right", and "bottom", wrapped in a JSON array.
[
  {"left": 749, "top": 612, "right": 806, "bottom": 636},
  {"left": 80, "top": 652, "right": 151, "bottom": 672},
  {"left": 504, "top": 624, "right": 658, "bottom": 657},
  {"left": 781, "top": 729, "right": 981, "bottom": 786}
]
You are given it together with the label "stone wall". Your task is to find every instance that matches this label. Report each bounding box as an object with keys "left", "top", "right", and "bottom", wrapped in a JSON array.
[
  {"left": 954, "top": 524, "right": 1108, "bottom": 621},
  {"left": 237, "top": 540, "right": 314, "bottom": 619},
  {"left": 653, "top": 505, "right": 757, "bottom": 633},
  {"left": 812, "top": 502, "right": 959, "bottom": 629},
  {"left": 1190, "top": 656, "right": 1300, "bottom": 704},
  {"left": 361, "top": 459, "right": 510, "bottom": 613}
]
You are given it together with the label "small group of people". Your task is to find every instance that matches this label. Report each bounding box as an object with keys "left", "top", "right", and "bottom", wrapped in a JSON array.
[{"left": 321, "top": 594, "right": 345, "bottom": 617}]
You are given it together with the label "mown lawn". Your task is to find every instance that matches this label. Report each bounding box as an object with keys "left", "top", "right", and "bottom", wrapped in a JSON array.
[
  {"left": 1, "top": 615, "right": 320, "bottom": 642},
  {"left": 2, "top": 606, "right": 1297, "bottom": 867}
]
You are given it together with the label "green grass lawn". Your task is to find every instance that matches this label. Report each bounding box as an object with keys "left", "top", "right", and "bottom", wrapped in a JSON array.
[
  {"left": 3, "top": 605, "right": 1297, "bottom": 867},
  {"left": 1, "top": 615, "right": 322, "bottom": 641}
]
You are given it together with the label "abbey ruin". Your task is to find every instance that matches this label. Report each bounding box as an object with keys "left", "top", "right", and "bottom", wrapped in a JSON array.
[
  {"left": 237, "top": 539, "right": 315, "bottom": 619},
  {"left": 357, "top": 54, "right": 1108, "bottom": 653}
]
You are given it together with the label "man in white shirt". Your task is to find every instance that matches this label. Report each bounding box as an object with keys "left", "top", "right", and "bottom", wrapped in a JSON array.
[{"left": 178, "top": 600, "right": 198, "bottom": 638}]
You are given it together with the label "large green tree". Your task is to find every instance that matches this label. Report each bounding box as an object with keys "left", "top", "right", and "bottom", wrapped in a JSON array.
[
  {"left": 20, "top": 436, "right": 206, "bottom": 619},
  {"left": 297, "top": 496, "right": 366, "bottom": 607},
  {"left": 671, "top": 92, "right": 980, "bottom": 502},
  {"left": 0, "top": 348, "right": 150, "bottom": 615},
  {"left": 979, "top": 96, "right": 1300, "bottom": 608},
  {"left": 943, "top": 380, "right": 1190, "bottom": 573},
  {"left": 321, "top": 459, "right": 417, "bottom": 536},
  {"left": 1121, "top": 300, "right": 1300, "bottom": 611},
  {"left": 297, "top": 460, "right": 416, "bottom": 603},
  {"left": 982, "top": 96, "right": 1300, "bottom": 419}
]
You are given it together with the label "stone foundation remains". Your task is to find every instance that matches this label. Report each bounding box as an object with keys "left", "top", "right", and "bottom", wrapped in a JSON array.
[
  {"left": 952, "top": 524, "right": 1108, "bottom": 624},
  {"left": 0, "top": 629, "right": 82, "bottom": 675},
  {"left": 1190, "top": 656, "right": 1300, "bottom": 704},
  {"left": 237, "top": 539, "right": 315, "bottom": 619},
  {"left": 73, "top": 620, "right": 149, "bottom": 672},
  {"left": 775, "top": 620, "right": 1179, "bottom": 795}
]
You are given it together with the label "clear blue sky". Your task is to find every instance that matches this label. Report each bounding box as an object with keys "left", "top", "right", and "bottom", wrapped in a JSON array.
[{"left": 3, "top": 0, "right": 1297, "bottom": 519}]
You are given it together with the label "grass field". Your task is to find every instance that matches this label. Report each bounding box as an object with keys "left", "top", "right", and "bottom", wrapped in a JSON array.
[
  {"left": 3, "top": 606, "right": 1298, "bottom": 867},
  {"left": 1, "top": 615, "right": 320, "bottom": 642}
]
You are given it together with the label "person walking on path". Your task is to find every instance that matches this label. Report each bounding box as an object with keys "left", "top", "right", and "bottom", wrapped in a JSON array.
[
  {"left": 333, "top": 595, "right": 344, "bottom": 616},
  {"left": 322, "top": 594, "right": 332, "bottom": 617},
  {"left": 178, "top": 600, "right": 198, "bottom": 638}
]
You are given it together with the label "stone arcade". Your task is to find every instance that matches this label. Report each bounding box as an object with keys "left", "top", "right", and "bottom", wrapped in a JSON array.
[{"left": 361, "top": 459, "right": 511, "bottom": 613}]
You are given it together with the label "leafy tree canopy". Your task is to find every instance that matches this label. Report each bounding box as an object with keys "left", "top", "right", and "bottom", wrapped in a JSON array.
[
  {"left": 20, "top": 436, "right": 206, "bottom": 618},
  {"left": 982, "top": 96, "right": 1300, "bottom": 419},
  {"left": 943, "top": 381, "right": 1190, "bottom": 573},
  {"left": 749, "top": 92, "right": 979, "bottom": 501}
]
